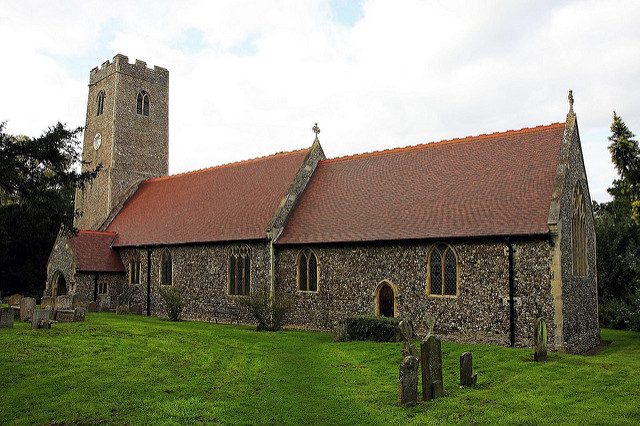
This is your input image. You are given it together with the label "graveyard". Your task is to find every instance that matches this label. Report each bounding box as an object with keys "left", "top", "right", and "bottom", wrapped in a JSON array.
[{"left": 0, "top": 312, "right": 639, "bottom": 425}]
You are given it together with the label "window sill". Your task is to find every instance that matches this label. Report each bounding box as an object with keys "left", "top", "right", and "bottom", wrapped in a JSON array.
[{"left": 427, "top": 293, "right": 459, "bottom": 299}]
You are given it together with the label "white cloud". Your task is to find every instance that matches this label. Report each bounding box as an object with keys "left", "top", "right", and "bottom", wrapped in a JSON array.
[{"left": 1, "top": 0, "right": 639, "bottom": 202}]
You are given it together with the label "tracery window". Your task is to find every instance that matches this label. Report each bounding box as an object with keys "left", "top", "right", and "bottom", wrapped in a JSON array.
[
  {"left": 129, "top": 256, "right": 141, "bottom": 285},
  {"left": 572, "top": 183, "right": 588, "bottom": 276},
  {"left": 160, "top": 251, "right": 172, "bottom": 285},
  {"left": 136, "top": 91, "right": 150, "bottom": 116},
  {"left": 428, "top": 244, "right": 458, "bottom": 296},
  {"left": 96, "top": 90, "right": 105, "bottom": 116},
  {"left": 297, "top": 248, "right": 319, "bottom": 292},
  {"left": 229, "top": 246, "right": 251, "bottom": 295},
  {"left": 97, "top": 281, "right": 108, "bottom": 295}
]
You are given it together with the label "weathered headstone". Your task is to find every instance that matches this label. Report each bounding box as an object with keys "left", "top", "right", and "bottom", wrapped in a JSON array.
[
  {"left": 31, "top": 308, "right": 52, "bottom": 329},
  {"left": 130, "top": 303, "right": 143, "bottom": 315},
  {"left": 55, "top": 295, "right": 73, "bottom": 310},
  {"left": 55, "top": 310, "right": 75, "bottom": 322},
  {"left": 7, "top": 294, "right": 23, "bottom": 307},
  {"left": 421, "top": 334, "right": 444, "bottom": 401},
  {"left": 72, "top": 294, "right": 85, "bottom": 308},
  {"left": 534, "top": 318, "right": 548, "bottom": 362},
  {"left": 460, "top": 352, "right": 477, "bottom": 387},
  {"left": 398, "top": 355, "right": 419, "bottom": 406},
  {"left": 87, "top": 301, "right": 98, "bottom": 312},
  {"left": 98, "top": 294, "right": 111, "bottom": 312},
  {"left": 425, "top": 314, "right": 435, "bottom": 337},
  {"left": 19, "top": 297, "right": 36, "bottom": 322},
  {"left": 0, "top": 307, "right": 14, "bottom": 328},
  {"left": 41, "top": 296, "right": 56, "bottom": 310},
  {"left": 74, "top": 307, "right": 86, "bottom": 322},
  {"left": 399, "top": 319, "right": 418, "bottom": 358}
]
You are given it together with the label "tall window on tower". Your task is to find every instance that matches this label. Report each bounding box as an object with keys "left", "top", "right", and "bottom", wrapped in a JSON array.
[
  {"left": 136, "top": 91, "right": 150, "bottom": 116},
  {"left": 572, "top": 183, "right": 588, "bottom": 276},
  {"left": 96, "top": 90, "right": 105, "bottom": 116},
  {"left": 297, "top": 248, "right": 319, "bottom": 292},
  {"left": 228, "top": 246, "right": 251, "bottom": 295},
  {"left": 427, "top": 244, "right": 458, "bottom": 296}
]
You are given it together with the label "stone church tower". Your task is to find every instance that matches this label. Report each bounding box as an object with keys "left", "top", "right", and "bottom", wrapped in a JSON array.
[{"left": 74, "top": 54, "right": 169, "bottom": 230}]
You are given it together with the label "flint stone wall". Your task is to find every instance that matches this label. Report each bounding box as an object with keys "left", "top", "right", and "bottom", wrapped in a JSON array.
[
  {"left": 275, "top": 238, "right": 557, "bottom": 349},
  {"left": 45, "top": 232, "right": 76, "bottom": 297}
]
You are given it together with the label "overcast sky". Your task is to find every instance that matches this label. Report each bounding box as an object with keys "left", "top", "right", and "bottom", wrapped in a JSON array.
[{"left": 1, "top": 0, "right": 639, "bottom": 202}]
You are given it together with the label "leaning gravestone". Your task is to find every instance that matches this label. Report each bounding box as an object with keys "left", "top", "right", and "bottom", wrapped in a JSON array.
[
  {"left": 398, "top": 355, "right": 419, "bottom": 406},
  {"left": 41, "top": 296, "right": 56, "bottom": 310},
  {"left": 74, "top": 307, "right": 86, "bottom": 322},
  {"left": 399, "top": 319, "right": 418, "bottom": 358},
  {"left": 534, "top": 318, "right": 548, "bottom": 362},
  {"left": 55, "top": 295, "right": 73, "bottom": 310},
  {"left": 421, "top": 334, "right": 444, "bottom": 401},
  {"left": 0, "top": 307, "right": 14, "bottom": 328},
  {"left": 19, "top": 297, "right": 36, "bottom": 322},
  {"left": 460, "top": 352, "right": 478, "bottom": 387},
  {"left": 32, "top": 308, "right": 52, "bottom": 329}
]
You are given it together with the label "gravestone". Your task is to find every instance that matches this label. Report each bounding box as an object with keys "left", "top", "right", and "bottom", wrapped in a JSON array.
[
  {"left": 460, "top": 352, "right": 477, "bottom": 387},
  {"left": 55, "top": 310, "right": 75, "bottom": 322},
  {"left": 398, "top": 355, "right": 419, "bottom": 406},
  {"left": 421, "top": 334, "right": 444, "bottom": 401},
  {"left": 0, "top": 307, "right": 14, "bottom": 328},
  {"left": 130, "top": 304, "right": 143, "bottom": 315},
  {"left": 41, "top": 297, "right": 56, "bottom": 310},
  {"left": 87, "top": 302, "right": 98, "bottom": 312},
  {"left": 98, "top": 294, "right": 111, "bottom": 312},
  {"left": 55, "top": 295, "right": 73, "bottom": 310},
  {"left": 399, "top": 319, "right": 418, "bottom": 358},
  {"left": 19, "top": 297, "right": 36, "bottom": 322},
  {"left": 534, "top": 318, "right": 548, "bottom": 362},
  {"left": 425, "top": 314, "right": 435, "bottom": 337},
  {"left": 72, "top": 294, "right": 85, "bottom": 308},
  {"left": 74, "top": 307, "right": 86, "bottom": 322},
  {"left": 7, "top": 294, "right": 23, "bottom": 307},
  {"left": 32, "top": 308, "right": 52, "bottom": 329}
]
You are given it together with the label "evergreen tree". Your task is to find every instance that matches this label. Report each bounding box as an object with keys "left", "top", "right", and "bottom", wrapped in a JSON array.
[{"left": 607, "top": 112, "right": 640, "bottom": 222}]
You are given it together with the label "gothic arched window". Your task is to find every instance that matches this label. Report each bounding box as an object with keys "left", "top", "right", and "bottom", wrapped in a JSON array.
[
  {"left": 572, "top": 183, "right": 588, "bottom": 276},
  {"left": 160, "top": 251, "right": 172, "bottom": 285},
  {"left": 229, "top": 246, "right": 251, "bottom": 295},
  {"left": 297, "top": 248, "right": 319, "bottom": 292},
  {"left": 96, "top": 90, "right": 105, "bottom": 116},
  {"left": 129, "top": 254, "right": 141, "bottom": 285},
  {"left": 428, "top": 244, "right": 459, "bottom": 296},
  {"left": 137, "top": 91, "right": 150, "bottom": 116}
]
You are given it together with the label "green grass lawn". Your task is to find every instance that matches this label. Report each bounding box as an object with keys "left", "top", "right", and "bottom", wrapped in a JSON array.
[{"left": 1, "top": 313, "right": 639, "bottom": 425}]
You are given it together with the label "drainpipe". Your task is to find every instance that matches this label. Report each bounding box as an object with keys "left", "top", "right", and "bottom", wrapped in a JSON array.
[
  {"left": 93, "top": 274, "right": 98, "bottom": 303},
  {"left": 146, "top": 248, "right": 152, "bottom": 316},
  {"left": 269, "top": 240, "right": 276, "bottom": 302},
  {"left": 507, "top": 237, "right": 516, "bottom": 347}
]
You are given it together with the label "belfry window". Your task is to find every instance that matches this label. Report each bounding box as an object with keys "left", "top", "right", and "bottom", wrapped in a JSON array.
[
  {"left": 297, "top": 249, "right": 319, "bottom": 292},
  {"left": 160, "top": 251, "right": 172, "bottom": 285},
  {"left": 229, "top": 246, "right": 251, "bottom": 295},
  {"left": 572, "top": 183, "right": 588, "bottom": 276},
  {"left": 137, "top": 91, "right": 150, "bottom": 116},
  {"left": 428, "top": 244, "right": 459, "bottom": 296},
  {"left": 96, "top": 90, "right": 105, "bottom": 116}
]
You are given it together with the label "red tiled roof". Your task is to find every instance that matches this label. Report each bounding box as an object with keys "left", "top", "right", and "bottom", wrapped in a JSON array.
[
  {"left": 107, "top": 149, "right": 310, "bottom": 247},
  {"left": 69, "top": 230, "right": 125, "bottom": 272},
  {"left": 276, "top": 123, "right": 566, "bottom": 244}
]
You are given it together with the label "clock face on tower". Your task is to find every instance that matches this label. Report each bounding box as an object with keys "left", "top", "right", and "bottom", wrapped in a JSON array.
[{"left": 93, "top": 133, "right": 102, "bottom": 150}]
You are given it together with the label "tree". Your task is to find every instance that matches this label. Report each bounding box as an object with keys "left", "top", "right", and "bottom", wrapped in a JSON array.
[
  {"left": 0, "top": 122, "right": 100, "bottom": 298},
  {"left": 607, "top": 112, "right": 640, "bottom": 222}
]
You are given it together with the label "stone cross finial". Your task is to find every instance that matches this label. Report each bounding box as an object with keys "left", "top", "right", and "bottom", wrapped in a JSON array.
[
  {"left": 568, "top": 90, "right": 574, "bottom": 114},
  {"left": 312, "top": 123, "right": 320, "bottom": 142}
]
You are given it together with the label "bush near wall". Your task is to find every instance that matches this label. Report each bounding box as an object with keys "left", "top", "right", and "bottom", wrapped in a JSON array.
[
  {"left": 333, "top": 315, "right": 402, "bottom": 342},
  {"left": 599, "top": 290, "right": 640, "bottom": 332}
]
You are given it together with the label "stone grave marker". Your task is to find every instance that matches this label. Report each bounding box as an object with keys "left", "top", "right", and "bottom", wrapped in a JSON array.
[
  {"left": 19, "top": 297, "right": 36, "bottom": 322},
  {"left": 32, "top": 308, "right": 52, "bottom": 329},
  {"left": 534, "top": 318, "right": 548, "bottom": 362},
  {"left": 8, "top": 294, "right": 23, "bottom": 307},
  {"left": 87, "top": 302, "right": 98, "bottom": 312},
  {"left": 460, "top": 352, "right": 477, "bottom": 387},
  {"left": 130, "top": 303, "right": 143, "bottom": 315},
  {"left": 398, "top": 355, "right": 419, "bottom": 406},
  {"left": 74, "top": 307, "right": 86, "bottom": 322},
  {"left": 55, "top": 295, "right": 73, "bottom": 310},
  {"left": 399, "top": 319, "right": 418, "bottom": 358},
  {"left": 55, "top": 310, "right": 75, "bottom": 322},
  {"left": 421, "top": 334, "right": 444, "bottom": 401},
  {"left": 72, "top": 294, "right": 86, "bottom": 308},
  {"left": 41, "top": 297, "right": 56, "bottom": 310},
  {"left": 98, "top": 294, "right": 111, "bottom": 311},
  {"left": 0, "top": 307, "right": 14, "bottom": 328}
]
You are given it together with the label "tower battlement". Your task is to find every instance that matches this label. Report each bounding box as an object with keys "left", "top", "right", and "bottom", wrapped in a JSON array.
[{"left": 89, "top": 54, "right": 169, "bottom": 86}]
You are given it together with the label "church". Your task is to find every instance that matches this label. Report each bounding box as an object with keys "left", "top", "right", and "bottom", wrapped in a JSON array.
[{"left": 45, "top": 54, "right": 600, "bottom": 354}]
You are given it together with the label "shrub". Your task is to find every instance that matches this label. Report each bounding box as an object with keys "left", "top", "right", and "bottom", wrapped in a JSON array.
[
  {"left": 333, "top": 315, "right": 401, "bottom": 342},
  {"left": 159, "top": 286, "right": 184, "bottom": 321},
  {"left": 239, "top": 288, "right": 295, "bottom": 331},
  {"left": 599, "top": 301, "right": 631, "bottom": 329}
]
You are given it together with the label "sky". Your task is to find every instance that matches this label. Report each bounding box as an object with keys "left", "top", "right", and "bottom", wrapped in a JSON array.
[{"left": 1, "top": 0, "right": 639, "bottom": 203}]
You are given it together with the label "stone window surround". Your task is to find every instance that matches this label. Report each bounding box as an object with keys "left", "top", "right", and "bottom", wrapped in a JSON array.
[
  {"left": 160, "top": 249, "right": 173, "bottom": 286},
  {"left": 296, "top": 248, "right": 320, "bottom": 293},
  {"left": 571, "top": 181, "right": 588, "bottom": 277},
  {"left": 426, "top": 243, "right": 460, "bottom": 298},
  {"left": 136, "top": 90, "right": 150, "bottom": 117},
  {"left": 227, "top": 245, "right": 251, "bottom": 296},
  {"left": 373, "top": 279, "right": 398, "bottom": 317},
  {"left": 96, "top": 90, "right": 105, "bottom": 116},
  {"left": 128, "top": 256, "right": 141, "bottom": 285}
]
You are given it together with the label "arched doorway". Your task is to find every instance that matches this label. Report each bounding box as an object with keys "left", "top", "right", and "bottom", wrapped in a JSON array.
[
  {"left": 53, "top": 272, "right": 67, "bottom": 297},
  {"left": 375, "top": 281, "right": 396, "bottom": 318}
]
